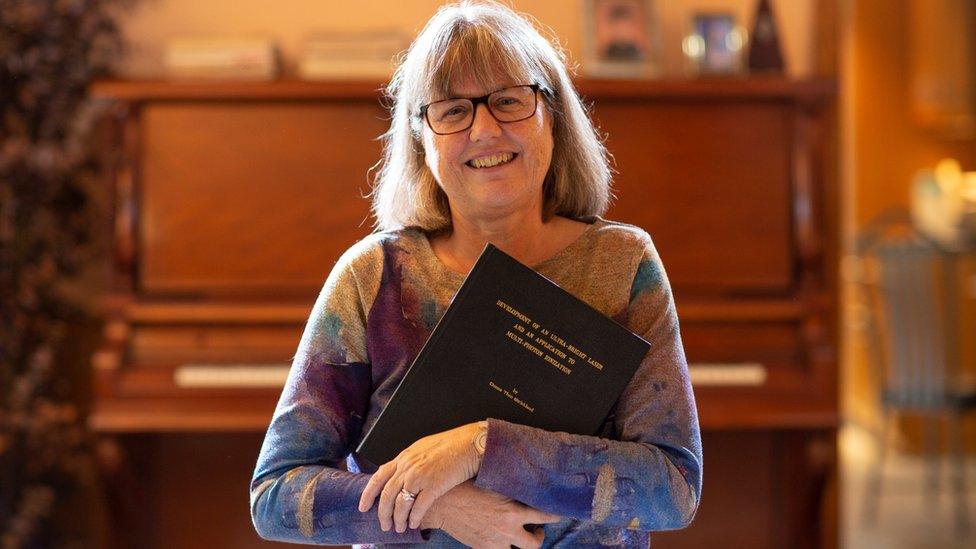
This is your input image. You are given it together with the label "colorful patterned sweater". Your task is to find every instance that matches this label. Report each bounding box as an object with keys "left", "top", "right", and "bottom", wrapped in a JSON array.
[{"left": 250, "top": 216, "right": 702, "bottom": 547}]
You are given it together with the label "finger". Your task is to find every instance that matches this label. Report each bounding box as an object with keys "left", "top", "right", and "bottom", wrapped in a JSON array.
[
  {"left": 407, "top": 489, "right": 436, "bottom": 529},
  {"left": 358, "top": 463, "right": 396, "bottom": 512},
  {"left": 377, "top": 471, "right": 404, "bottom": 531},
  {"left": 392, "top": 487, "right": 417, "bottom": 533},
  {"left": 524, "top": 507, "right": 561, "bottom": 524}
]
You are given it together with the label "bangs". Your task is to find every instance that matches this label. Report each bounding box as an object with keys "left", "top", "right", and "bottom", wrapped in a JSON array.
[{"left": 422, "top": 19, "right": 542, "bottom": 103}]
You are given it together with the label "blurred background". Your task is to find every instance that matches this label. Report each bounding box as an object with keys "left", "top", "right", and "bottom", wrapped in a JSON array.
[{"left": 1, "top": 0, "right": 974, "bottom": 547}]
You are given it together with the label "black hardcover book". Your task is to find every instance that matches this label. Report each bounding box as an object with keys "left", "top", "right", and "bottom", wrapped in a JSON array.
[{"left": 356, "top": 243, "right": 651, "bottom": 465}]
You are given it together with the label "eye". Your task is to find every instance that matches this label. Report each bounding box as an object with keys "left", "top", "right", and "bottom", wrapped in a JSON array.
[
  {"left": 491, "top": 94, "right": 527, "bottom": 112},
  {"left": 433, "top": 102, "right": 471, "bottom": 122}
]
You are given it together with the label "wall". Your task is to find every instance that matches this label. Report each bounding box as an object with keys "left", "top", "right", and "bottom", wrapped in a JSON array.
[
  {"left": 842, "top": 0, "right": 976, "bottom": 442},
  {"left": 113, "top": 0, "right": 814, "bottom": 78},
  {"left": 849, "top": 0, "right": 975, "bottom": 227}
]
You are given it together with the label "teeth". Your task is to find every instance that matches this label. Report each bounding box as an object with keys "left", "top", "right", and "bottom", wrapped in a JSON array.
[{"left": 470, "top": 153, "right": 514, "bottom": 168}]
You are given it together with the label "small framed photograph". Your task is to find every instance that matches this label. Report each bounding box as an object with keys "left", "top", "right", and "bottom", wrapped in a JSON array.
[
  {"left": 681, "top": 13, "right": 746, "bottom": 75},
  {"left": 582, "top": 0, "right": 660, "bottom": 78}
]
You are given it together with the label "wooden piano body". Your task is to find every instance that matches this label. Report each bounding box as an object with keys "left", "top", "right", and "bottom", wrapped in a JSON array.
[{"left": 90, "top": 78, "right": 838, "bottom": 548}]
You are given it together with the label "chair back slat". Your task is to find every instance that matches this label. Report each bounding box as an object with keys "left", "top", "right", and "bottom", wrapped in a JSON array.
[{"left": 874, "top": 238, "right": 947, "bottom": 408}]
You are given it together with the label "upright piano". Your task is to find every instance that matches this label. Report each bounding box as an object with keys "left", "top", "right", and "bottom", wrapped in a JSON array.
[{"left": 90, "top": 78, "right": 838, "bottom": 548}]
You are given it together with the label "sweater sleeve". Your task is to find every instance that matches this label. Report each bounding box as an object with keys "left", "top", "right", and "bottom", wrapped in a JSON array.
[
  {"left": 249, "top": 239, "right": 426, "bottom": 545},
  {"left": 473, "top": 233, "right": 703, "bottom": 531}
]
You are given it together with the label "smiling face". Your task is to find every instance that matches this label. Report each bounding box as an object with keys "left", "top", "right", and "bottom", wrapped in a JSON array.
[{"left": 420, "top": 74, "right": 554, "bottom": 226}]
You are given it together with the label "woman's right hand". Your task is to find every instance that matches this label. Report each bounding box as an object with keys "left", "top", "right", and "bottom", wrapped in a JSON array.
[{"left": 420, "top": 480, "right": 560, "bottom": 549}]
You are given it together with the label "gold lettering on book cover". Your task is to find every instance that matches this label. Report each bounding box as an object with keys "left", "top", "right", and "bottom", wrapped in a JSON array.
[
  {"left": 488, "top": 380, "right": 535, "bottom": 413},
  {"left": 495, "top": 299, "right": 607, "bottom": 375}
]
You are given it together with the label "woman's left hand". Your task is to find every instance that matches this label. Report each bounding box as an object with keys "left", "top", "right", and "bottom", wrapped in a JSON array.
[{"left": 358, "top": 421, "right": 486, "bottom": 532}]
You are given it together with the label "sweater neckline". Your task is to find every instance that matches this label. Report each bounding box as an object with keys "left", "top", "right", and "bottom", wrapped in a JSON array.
[{"left": 414, "top": 215, "right": 606, "bottom": 282}]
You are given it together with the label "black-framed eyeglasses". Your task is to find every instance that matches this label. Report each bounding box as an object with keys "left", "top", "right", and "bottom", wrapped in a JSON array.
[{"left": 419, "top": 84, "right": 550, "bottom": 135}]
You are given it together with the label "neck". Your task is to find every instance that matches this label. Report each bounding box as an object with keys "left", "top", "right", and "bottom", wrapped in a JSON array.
[{"left": 434, "top": 209, "right": 559, "bottom": 273}]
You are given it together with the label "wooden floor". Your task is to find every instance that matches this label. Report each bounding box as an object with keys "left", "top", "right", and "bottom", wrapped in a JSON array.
[{"left": 841, "top": 423, "right": 976, "bottom": 549}]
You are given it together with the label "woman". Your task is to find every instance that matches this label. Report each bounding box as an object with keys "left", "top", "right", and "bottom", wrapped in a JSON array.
[{"left": 251, "top": 2, "right": 701, "bottom": 547}]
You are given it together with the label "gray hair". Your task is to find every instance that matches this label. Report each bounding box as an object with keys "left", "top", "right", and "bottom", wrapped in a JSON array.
[{"left": 370, "top": 0, "right": 612, "bottom": 232}]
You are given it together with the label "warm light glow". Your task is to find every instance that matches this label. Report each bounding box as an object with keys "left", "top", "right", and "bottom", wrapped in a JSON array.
[
  {"left": 961, "top": 172, "right": 976, "bottom": 201},
  {"left": 934, "top": 157, "right": 963, "bottom": 191},
  {"left": 682, "top": 34, "right": 705, "bottom": 58},
  {"left": 726, "top": 28, "right": 745, "bottom": 52}
]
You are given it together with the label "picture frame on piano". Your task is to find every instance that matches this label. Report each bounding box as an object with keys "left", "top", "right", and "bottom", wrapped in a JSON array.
[{"left": 581, "top": 0, "right": 661, "bottom": 78}]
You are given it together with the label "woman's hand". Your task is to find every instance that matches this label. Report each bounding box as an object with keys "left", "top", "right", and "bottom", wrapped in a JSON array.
[
  {"left": 420, "top": 480, "right": 560, "bottom": 549},
  {"left": 358, "top": 421, "right": 486, "bottom": 532}
]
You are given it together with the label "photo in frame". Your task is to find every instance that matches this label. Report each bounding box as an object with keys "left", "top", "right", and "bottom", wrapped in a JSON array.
[
  {"left": 581, "top": 0, "right": 660, "bottom": 78},
  {"left": 681, "top": 13, "right": 747, "bottom": 75}
]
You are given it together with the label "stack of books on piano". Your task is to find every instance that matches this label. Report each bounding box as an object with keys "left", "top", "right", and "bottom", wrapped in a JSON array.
[
  {"left": 164, "top": 36, "right": 279, "bottom": 80},
  {"left": 299, "top": 29, "right": 407, "bottom": 80}
]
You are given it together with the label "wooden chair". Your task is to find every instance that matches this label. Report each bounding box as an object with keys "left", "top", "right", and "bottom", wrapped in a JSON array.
[{"left": 855, "top": 211, "right": 975, "bottom": 537}]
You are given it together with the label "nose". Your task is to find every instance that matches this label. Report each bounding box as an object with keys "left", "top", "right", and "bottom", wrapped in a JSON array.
[{"left": 469, "top": 103, "right": 502, "bottom": 141}]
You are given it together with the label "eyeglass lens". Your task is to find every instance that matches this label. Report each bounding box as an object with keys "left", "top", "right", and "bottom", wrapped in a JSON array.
[{"left": 425, "top": 85, "right": 537, "bottom": 135}]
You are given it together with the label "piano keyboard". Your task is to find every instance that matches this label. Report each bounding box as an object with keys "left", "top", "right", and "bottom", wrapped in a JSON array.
[
  {"left": 688, "top": 362, "right": 767, "bottom": 386},
  {"left": 174, "top": 364, "right": 291, "bottom": 388},
  {"left": 173, "top": 362, "right": 768, "bottom": 388}
]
